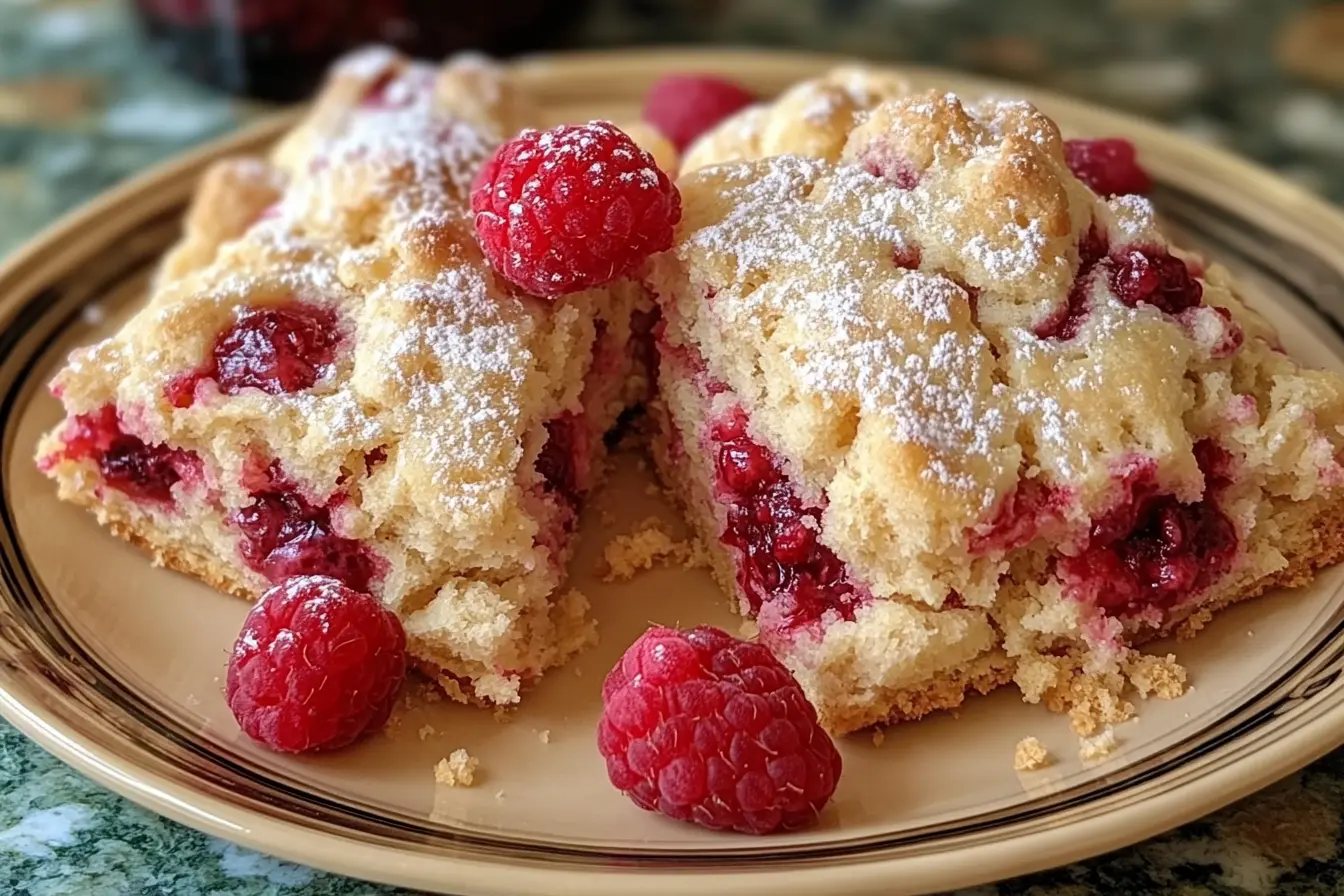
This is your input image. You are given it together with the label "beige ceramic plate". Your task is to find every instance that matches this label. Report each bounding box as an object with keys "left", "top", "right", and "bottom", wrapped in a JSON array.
[{"left": 5, "top": 48, "right": 1344, "bottom": 896}]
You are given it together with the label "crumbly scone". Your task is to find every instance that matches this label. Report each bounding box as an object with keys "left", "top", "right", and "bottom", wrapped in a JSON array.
[
  {"left": 648, "top": 73, "right": 1344, "bottom": 734},
  {"left": 1013, "top": 736, "right": 1051, "bottom": 771},
  {"left": 680, "top": 66, "right": 910, "bottom": 175},
  {"left": 37, "top": 47, "right": 653, "bottom": 707}
]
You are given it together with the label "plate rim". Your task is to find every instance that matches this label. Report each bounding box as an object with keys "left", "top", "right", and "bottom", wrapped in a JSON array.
[{"left": 4, "top": 46, "right": 1344, "bottom": 896}]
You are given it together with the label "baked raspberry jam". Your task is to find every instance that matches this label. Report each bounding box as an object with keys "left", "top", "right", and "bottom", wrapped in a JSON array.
[
  {"left": 57, "top": 405, "right": 199, "bottom": 504},
  {"left": 969, "top": 478, "right": 1069, "bottom": 554},
  {"left": 709, "top": 409, "right": 865, "bottom": 631},
  {"left": 858, "top": 146, "right": 920, "bottom": 189},
  {"left": 1058, "top": 457, "right": 1236, "bottom": 616},
  {"left": 172, "top": 303, "right": 339, "bottom": 406},
  {"left": 535, "top": 412, "right": 590, "bottom": 512},
  {"left": 1035, "top": 225, "right": 1108, "bottom": 341},
  {"left": 1036, "top": 233, "right": 1205, "bottom": 339},
  {"left": 232, "top": 462, "right": 380, "bottom": 592},
  {"left": 1109, "top": 248, "right": 1203, "bottom": 314}
]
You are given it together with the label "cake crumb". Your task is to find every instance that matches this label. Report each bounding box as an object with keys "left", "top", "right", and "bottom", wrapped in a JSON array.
[
  {"left": 434, "top": 749, "right": 479, "bottom": 787},
  {"left": 601, "top": 517, "right": 708, "bottom": 581},
  {"left": 1079, "top": 727, "right": 1118, "bottom": 762},
  {"left": 871, "top": 728, "right": 886, "bottom": 747},
  {"left": 1013, "top": 736, "right": 1052, "bottom": 771},
  {"left": 494, "top": 790, "right": 506, "bottom": 801},
  {"left": 1126, "top": 653, "right": 1188, "bottom": 700},
  {"left": 418, "top": 724, "right": 436, "bottom": 741},
  {"left": 536, "top": 728, "right": 551, "bottom": 744},
  {"left": 435, "top": 675, "right": 470, "bottom": 705}
]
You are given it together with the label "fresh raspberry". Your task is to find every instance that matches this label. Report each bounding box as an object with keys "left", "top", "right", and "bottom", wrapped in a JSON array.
[
  {"left": 641, "top": 75, "right": 758, "bottom": 152},
  {"left": 471, "top": 122, "right": 682, "bottom": 298},
  {"left": 226, "top": 576, "right": 406, "bottom": 753},
  {"left": 597, "top": 625, "right": 842, "bottom": 834},
  {"left": 1063, "top": 138, "right": 1153, "bottom": 197}
]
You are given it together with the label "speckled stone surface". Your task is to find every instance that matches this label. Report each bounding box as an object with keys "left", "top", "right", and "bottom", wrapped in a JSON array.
[{"left": 3, "top": 1, "right": 1344, "bottom": 894}]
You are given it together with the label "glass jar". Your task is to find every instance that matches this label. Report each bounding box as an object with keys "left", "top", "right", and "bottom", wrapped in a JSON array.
[{"left": 133, "top": 0, "right": 592, "bottom": 102}]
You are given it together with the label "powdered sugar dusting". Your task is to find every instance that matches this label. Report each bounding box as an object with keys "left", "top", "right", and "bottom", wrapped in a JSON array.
[
  {"left": 369, "top": 267, "right": 532, "bottom": 516},
  {"left": 280, "top": 87, "right": 496, "bottom": 241},
  {"left": 684, "top": 155, "right": 1015, "bottom": 501}
]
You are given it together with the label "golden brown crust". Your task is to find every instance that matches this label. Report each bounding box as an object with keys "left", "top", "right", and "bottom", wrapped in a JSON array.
[{"left": 825, "top": 653, "right": 1015, "bottom": 734}]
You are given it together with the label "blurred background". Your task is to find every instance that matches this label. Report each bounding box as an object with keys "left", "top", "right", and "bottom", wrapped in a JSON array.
[{"left": 1, "top": 0, "right": 1342, "bottom": 254}]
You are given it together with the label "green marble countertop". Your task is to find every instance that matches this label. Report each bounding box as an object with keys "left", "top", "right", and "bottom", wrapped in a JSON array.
[{"left": 4, "top": 1, "right": 1344, "bottom": 893}]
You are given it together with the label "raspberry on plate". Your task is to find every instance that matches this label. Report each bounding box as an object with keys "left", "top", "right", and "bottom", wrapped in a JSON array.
[
  {"left": 598, "top": 625, "right": 842, "bottom": 835},
  {"left": 471, "top": 121, "right": 682, "bottom": 297},
  {"left": 1063, "top": 137, "right": 1153, "bottom": 197},
  {"left": 642, "top": 74, "right": 758, "bottom": 153},
  {"left": 227, "top": 575, "right": 407, "bottom": 753}
]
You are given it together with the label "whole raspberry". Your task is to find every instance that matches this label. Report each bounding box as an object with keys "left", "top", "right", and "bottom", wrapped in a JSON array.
[
  {"left": 1063, "top": 138, "right": 1153, "bottom": 197},
  {"left": 471, "top": 122, "right": 681, "bottom": 298},
  {"left": 226, "top": 575, "right": 406, "bottom": 753},
  {"left": 597, "top": 625, "right": 842, "bottom": 834},
  {"left": 641, "top": 75, "right": 758, "bottom": 152}
]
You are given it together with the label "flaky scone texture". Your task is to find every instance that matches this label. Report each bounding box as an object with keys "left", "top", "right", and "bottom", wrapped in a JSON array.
[
  {"left": 37, "top": 47, "right": 648, "bottom": 705},
  {"left": 650, "top": 70, "right": 1344, "bottom": 732}
]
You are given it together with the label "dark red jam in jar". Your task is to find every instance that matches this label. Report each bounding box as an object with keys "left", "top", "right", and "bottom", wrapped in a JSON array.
[{"left": 133, "top": 0, "right": 592, "bottom": 102}]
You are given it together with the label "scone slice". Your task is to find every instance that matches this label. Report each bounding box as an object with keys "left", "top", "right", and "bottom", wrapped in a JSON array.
[
  {"left": 649, "top": 85, "right": 1344, "bottom": 733},
  {"left": 36, "top": 48, "right": 649, "bottom": 707}
]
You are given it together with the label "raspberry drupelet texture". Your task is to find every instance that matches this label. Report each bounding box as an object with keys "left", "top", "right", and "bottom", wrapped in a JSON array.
[
  {"left": 598, "top": 625, "right": 842, "bottom": 834},
  {"left": 1063, "top": 138, "right": 1153, "bottom": 197},
  {"left": 226, "top": 575, "right": 407, "bottom": 753},
  {"left": 642, "top": 75, "right": 758, "bottom": 152},
  {"left": 471, "top": 121, "right": 682, "bottom": 297}
]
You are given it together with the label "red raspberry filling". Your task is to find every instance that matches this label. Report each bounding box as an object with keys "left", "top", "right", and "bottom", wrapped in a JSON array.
[
  {"left": 709, "top": 409, "right": 866, "bottom": 632},
  {"left": 471, "top": 121, "right": 682, "bottom": 298},
  {"left": 969, "top": 478, "right": 1070, "bottom": 554},
  {"left": 859, "top": 147, "right": 920, "bottom": 189},
  {"left": 232, "top": 462, "right": 381, "bottom": 593},
  {"left": 1058, "top": 452, "right": 1237, "bottom": 616},
  {"left": 1063, "top": 138, "right": 1153, "bottom": 197},
  {"left": 227, "top": 575, "right": 406, "bottom": 753},
  {"left": 1109, "top": 247, "right": 1203, "bottom": 314},
  {"left": 54, "top": 405, "right": 200, "bottom": 505},
  {"left": 1035, "top": 225, "right": 1108, "bottom": 341},
  {"left": 171, "top": 302, "right": 340, "bottom": 407},
  {"left": 535, "top": 411, "right": 591, "bottom": 513},
  {"left": 598, "top": 625, "right": 842, "bottom": 834},
  {"left": 1036, "top": 232, "right": 1204, "bottom": 339},
  {"left": 641, "top": 75, "right": 758, "bottom": 152}
]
